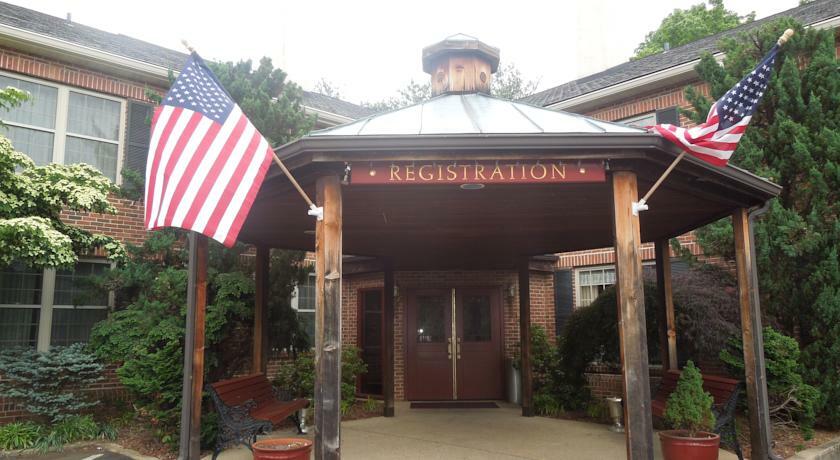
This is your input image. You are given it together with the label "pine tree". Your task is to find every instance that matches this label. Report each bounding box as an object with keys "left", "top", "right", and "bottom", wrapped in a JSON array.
[{"left": 685, "top": 19, "right": 840, "bottom": 426}]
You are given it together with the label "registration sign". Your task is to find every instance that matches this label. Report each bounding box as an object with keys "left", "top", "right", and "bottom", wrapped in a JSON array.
[{"left": 350, "top": 160, "right": 606, "bottom": 185}]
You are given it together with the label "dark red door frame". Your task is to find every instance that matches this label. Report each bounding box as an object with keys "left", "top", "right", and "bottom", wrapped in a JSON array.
[{"left": 356, "top": 287, "right": 385, "bottom": 397}]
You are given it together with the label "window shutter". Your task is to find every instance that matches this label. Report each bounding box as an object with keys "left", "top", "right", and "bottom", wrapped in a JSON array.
[
  {"left": 554, "top": 269, "right": 574, "bottom": 337},
  {"left": 655, "top": 106, "right": 680, "bottom": 126},
  {"left": 124, "top": 101, "right": 154, "bottom": 174}
]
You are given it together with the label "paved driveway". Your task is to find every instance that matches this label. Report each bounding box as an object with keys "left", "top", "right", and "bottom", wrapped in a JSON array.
[{"left": 211, "top": 402, "right": 739, "bottom": 460}]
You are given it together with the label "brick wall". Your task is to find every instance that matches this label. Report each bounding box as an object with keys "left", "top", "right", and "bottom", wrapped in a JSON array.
[
  {"left": 0, "top": 46, "right": 165, "bottom": 103},
  {"left": 62, "top": 197, "right": 147, "bottom": 247}
]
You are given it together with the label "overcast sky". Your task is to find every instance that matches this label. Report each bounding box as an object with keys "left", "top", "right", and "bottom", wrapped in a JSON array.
[{"left": 13, "top": 0, "right": 796, "bottom": 104}]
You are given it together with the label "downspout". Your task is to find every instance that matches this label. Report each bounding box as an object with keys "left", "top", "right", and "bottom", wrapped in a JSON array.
[{"left": 747, "top": 200, "right": 782, "bottom": 460}]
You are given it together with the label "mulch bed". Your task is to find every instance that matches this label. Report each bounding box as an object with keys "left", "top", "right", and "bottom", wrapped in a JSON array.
[{"left": 734, "top": 417, "right": 840, "bottom": 459}]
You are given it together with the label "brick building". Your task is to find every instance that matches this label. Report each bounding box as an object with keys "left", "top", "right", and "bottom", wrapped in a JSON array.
[{"left": 0, "top": 0, "right": 838, "bottom": 422}]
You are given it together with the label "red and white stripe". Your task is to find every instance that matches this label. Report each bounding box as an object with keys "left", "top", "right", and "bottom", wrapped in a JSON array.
[
  {"left": 651, "top": 105, "right": 749, "bottom": 166},
  {"left": 144, "top": 105, "right": 272, "bottom": 247}
]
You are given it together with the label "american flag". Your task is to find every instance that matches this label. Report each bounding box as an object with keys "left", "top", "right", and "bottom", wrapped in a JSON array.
[
  {"left": 652, "top": 44, "right": 780, "bottom": 166},
  {"left": 144, "top": 53, "right": 273, "bottom": 247}
]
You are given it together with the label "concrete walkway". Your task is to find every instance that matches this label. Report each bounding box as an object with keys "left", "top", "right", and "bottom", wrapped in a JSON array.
[{"left": 209, "top": 402, "right": 739, "bottom": 460}]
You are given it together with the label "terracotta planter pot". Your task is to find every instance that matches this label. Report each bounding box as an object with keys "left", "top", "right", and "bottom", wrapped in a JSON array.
[
  {"left": 252, "top": 438, "right": 313, "bottom": 460},
  {"left": 659, "top": 430, "right": 720, "bottom": 460}
]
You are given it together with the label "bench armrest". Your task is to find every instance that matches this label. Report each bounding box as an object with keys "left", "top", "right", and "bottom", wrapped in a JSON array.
[{"left": 272, "top": 385, "right": 294, "bottom": 402}]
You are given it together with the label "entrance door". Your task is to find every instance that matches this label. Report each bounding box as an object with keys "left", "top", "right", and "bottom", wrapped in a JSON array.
[{"left": 406, "top": 288, "right": 503, "bottom": 400}]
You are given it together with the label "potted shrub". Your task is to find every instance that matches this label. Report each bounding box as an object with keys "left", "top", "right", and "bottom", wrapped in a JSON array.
[{"left": 659, "top": 361, "right": 719, "bottom": 460}]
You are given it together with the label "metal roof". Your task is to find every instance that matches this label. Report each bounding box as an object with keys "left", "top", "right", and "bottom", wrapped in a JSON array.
[{"left": 309, "top": 93, "right": 645, "bottom": 137}]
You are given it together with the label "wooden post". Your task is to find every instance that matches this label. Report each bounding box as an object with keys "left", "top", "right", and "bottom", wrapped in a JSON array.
[
  {"left": 654, "top": 240, "right": 677, "bottom": 371},
  {"left": 315, "top": 175, "right": 342, "bottom": 460},
  {"left": 733, "top": 208, "right": 777, "bottom": 460},
  {"left": 253, "top": 245, "right": 269, "bottom": 374},
  {"left": 612, "top": 171, "right": 654, "bottom": 460},
  {"left": 383, "top": 259, "right": 395, "bottom": 417},
  {"left": 178, "top": 232, "right": 208, "bottom": 460},
  {"left": 518, "top": 258, "right": 533, "bottom": 417}
]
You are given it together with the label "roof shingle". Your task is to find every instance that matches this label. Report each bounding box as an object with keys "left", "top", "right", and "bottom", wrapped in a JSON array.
[
  {"left": 520, "top": 0, "right": 840, "bottom": 107},
  {"left": 302, "top": 91, "right": 376, "bottom": 120}
]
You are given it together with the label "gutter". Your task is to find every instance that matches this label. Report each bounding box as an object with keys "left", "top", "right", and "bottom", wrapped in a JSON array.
[
  {"left": 0, "top": 22, "right": 178, "bottom": 85},
  {"left": 303, "top": 105, "right": 355, "bottom": 127}
]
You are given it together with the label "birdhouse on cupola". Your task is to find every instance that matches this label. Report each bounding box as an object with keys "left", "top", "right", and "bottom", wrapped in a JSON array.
[{"left": 422, "top": 34, "right": 500, "bottom": 97}]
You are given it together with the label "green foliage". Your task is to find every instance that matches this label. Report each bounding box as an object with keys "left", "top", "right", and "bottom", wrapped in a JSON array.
[
  {"left": 559, "top": 282, "right": 661, "bottom": 375},
  {"left": 0, "top": 85, "right": 125, "bottom": 269},
  {"left": 585, "top": 399, "right": 611, "bottom": 423},
  {"left": 362, "top": 79, "right": 431, "bottom": 112},
  {"left": 0, "top": 344, "right": 103, "bottom": 423},
  {"left": 664, "top": 361, "right": 716, "bottom": 436},
  {"left": 491, "top": 63, "right": 539, "bottom": 100},
  {"left": 720, "top": 327, "right": 819, "bottom": 437},
  {"left": 0, "top": 134, "right": 125, "bottom": 268},
  {"left": 634, "top": 0, "right": 752, "bottom": 59},
  {"left": 527, "top": 325, "right": 589, "bottom": 415},
  {"left": 273, "top": 346, "right": 368, "bottom": 415},
  {"left": 208, "top": 57, "right": 313, "bottom": 146},
  {"left": 116, "top": 168, "right": 145, "bottom": 201},
  {"left": 267, "top": 250, "right": 311, "bottom": 352},
  {"left": 88, "top": 230, "right": 257, "bottom": 446},
  {"left": 0, "top": 421, "right": 41, "bottom": 450},
  {"left": 363, "top": 397, "right": 378, "bottom": 412},
  {"left": 685, "top": 20, "right": 840, "bottom": 426}
]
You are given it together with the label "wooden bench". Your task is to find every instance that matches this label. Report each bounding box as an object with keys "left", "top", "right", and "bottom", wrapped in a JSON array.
[
  {"left": 207, "top": 373, "right": 309, "bottom": 459},
  {"left": 652, "top": 370, "right": 743, "bottom": 460}
]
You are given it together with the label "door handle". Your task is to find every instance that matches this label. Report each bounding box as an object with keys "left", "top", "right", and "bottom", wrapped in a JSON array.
[
  {"left": 447, "top": 338, "right": 453, "bottom": 360},
  {"left": 456, "top": 338, "right": 461, "bottom": 360}
]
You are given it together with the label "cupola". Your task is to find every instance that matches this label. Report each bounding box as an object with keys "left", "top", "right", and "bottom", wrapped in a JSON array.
[{"left": 422, "top": 34, "right": 500, "bottom": 97}]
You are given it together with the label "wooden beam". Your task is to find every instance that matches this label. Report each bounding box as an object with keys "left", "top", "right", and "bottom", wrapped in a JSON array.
[
  {"left": 383, "top": 259, "right": 395, "bottom": 417},
  {"left": 654, "top": 240, "right": 677, "bottom": 371},
  {"left": 611, "top": 171, "right": 654, "bottom": 460},
  {"left": 315, "top": 175, "right": 342, "bottom": 460},
  {"left": 178, "top": 232, "right": 208, "bottom": 460},
  {"left": 253, "top": 245, "right": 269, "bottom": 374},
  {"left": 733, "top": 208, "right": 777, "bottom": 460},
  {"left": 518, "top": 258, "right": 533, "bottom": 417}
]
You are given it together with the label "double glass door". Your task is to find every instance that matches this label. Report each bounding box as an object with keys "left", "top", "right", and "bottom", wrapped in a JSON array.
[{"left": 405, "top": 288, "right": 502, "bottom": 400}]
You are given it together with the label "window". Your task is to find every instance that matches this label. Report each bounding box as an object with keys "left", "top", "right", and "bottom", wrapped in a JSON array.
[
  {"left": 291, "top": 273, "right": 316, "bottom": 345},
  {"left": 0, "top": 260, "right": 111, "bottom": 349},
  {"left": 0, "top": 72, "right": 125, "bottom": 182},
  {"left": 576, "top": 265, "right": 616, "bottom": 307},
  {"left": 618, "top": 112, "right": 656, "bottom": 129}
]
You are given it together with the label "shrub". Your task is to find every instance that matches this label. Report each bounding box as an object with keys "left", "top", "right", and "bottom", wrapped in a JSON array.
[
  {"left": 273, "top": 345, "right": 367, "bottom": 415},
  {"left": 0, "top": 421, "right": 42, "bottom": 450},
  {"left": 720, "top": 326, "right": 820, "bottom": 438},
  {"left": 664, "top": 361, "right": 715, "bottom": 436},
  {"left": 525, "top": 325, "right": 589, "bottom": 414},
  {"left": 0, "top": 344, "right": 103, "bottom": 423}
]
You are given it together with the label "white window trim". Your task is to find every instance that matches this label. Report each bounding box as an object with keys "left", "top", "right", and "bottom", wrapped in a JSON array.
[
  {"left": 574, "top": 262, "right": 655, "bottom": 307},
  {"left": 290, "top": 273, "right": 316, "bottom": 313},
  {"left": 0, "top": 70, "right": 127, "bottom": 185}
]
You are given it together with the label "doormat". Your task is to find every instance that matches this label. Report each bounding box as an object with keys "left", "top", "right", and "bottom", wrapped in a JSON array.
[{"left": 410, "top": 401, "right": 499, "bottom": 409}]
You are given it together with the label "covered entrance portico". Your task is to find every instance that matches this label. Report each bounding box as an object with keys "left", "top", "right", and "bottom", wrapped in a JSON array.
[{"left": 235, "top": 35, "right": 782, "bottom": 459}]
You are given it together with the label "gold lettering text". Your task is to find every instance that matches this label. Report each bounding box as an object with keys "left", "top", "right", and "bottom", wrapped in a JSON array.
[
  {"left": 489, "top": 164, "right": 504, "bottom": 180},
  {"left": 446, "top": 164, "right": 457, "bottom": 180},
  {"left": 390, "top": 165, "right": 401, "bottom": 181},
  {"left": 474, "top": 164, "right": 487, "bottom": 180},
  {"left": 531, "top": 163, "right": 547, "bottom": 180},
  {"left": 437, "top": 164, "right": 443, "bottom": 180},
  {"left": 419, "top": 165, "right": 433, "bottom": 181},
  {"left": 507, "top": 164, "right": 516, "bottom": 179},
  {"left": 405, "top": 165, "right": 415, "bottom": 181},
  {"left": 520, "top": 164, "right": 526, "bottom": 180},
  {"left": 460, "top": 164, "right": 470, "bottom": 180},
  {"left": 551, "top": 163, "right": 566, "bottom": 179}
]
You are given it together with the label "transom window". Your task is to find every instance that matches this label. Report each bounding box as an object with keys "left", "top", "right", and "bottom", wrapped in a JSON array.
[{"left": 0, "top": 73, "right": 124, "bottom": 182}]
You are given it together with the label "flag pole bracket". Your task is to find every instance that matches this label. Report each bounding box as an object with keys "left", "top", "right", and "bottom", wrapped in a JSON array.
[
  {"left": 308, "top": 204, "right": 324, "bottom": 221},
  {"left": 632, "top": 199, "right": 649, "bottom": 216}
]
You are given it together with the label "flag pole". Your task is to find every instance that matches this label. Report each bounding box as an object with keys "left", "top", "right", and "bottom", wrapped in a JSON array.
[
  {"left": 633, "top": 28, "right": 794, "bottom": 216},
  {"left": 180, "top": 39, "right": 323, "bottom": 221}
]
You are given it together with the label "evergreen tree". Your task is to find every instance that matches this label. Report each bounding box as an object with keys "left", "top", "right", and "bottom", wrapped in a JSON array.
[
  {"left": 208, "top": 57, "right": 313, "bottom": 146},
  {"left": 684, "top": 20, "right": 840, "bottom": 426}
]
